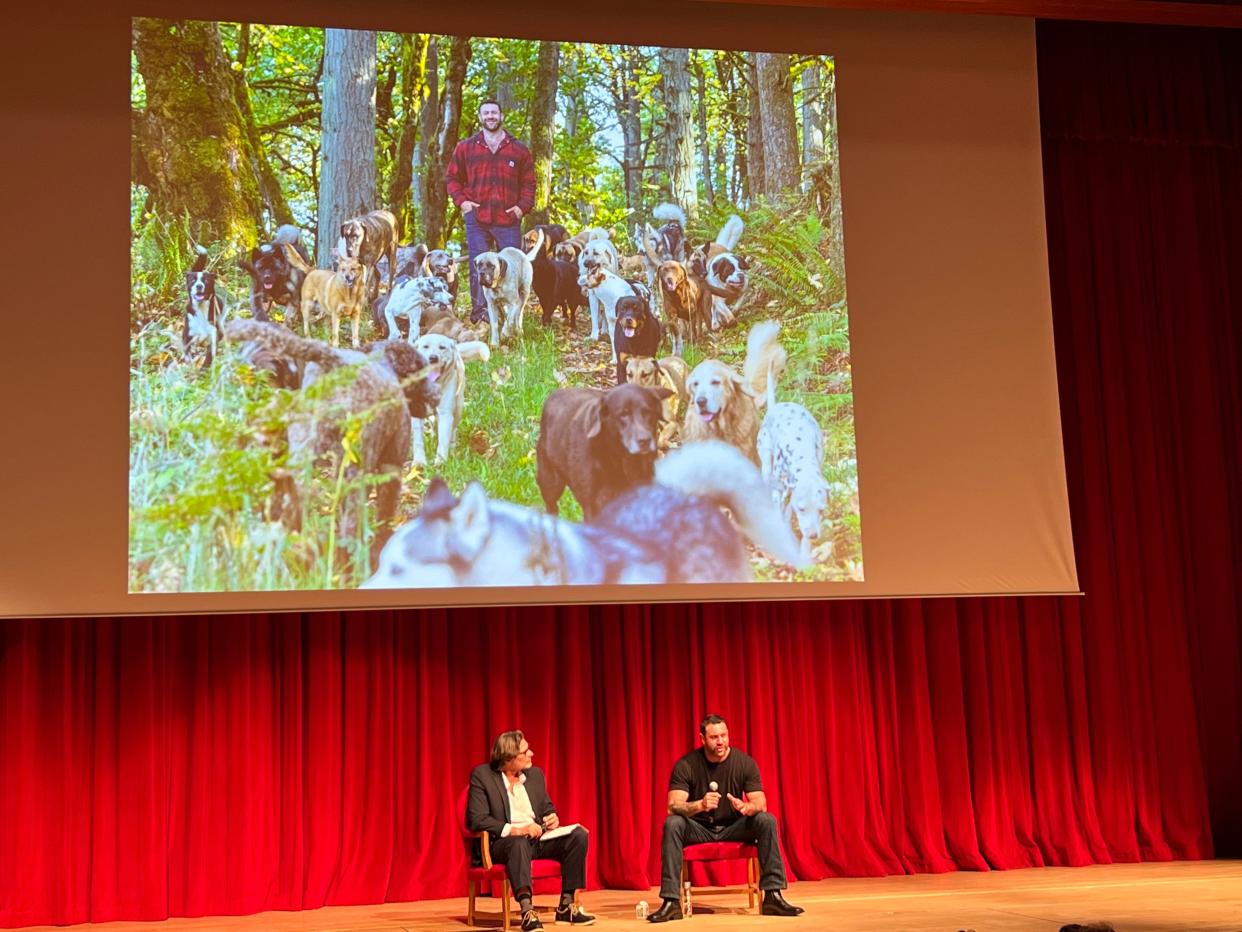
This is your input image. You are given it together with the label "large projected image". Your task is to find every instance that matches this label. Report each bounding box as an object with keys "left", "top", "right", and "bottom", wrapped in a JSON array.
[{"left": 129, "top": 19, "right": 859, "bottom": 593}]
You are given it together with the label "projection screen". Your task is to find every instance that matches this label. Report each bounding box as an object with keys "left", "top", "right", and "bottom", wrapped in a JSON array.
[{"left": 1, "top": 0, "right": 1079, "bottom": 617}]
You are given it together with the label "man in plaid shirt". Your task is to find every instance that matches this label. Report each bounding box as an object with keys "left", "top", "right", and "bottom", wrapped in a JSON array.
[{"left": 447, "top": 100, "right": 536, "bottom": 324}]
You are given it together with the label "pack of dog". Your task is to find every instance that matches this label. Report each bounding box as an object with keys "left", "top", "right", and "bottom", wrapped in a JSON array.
[
  {"left": 682, "top": 319, "right": 786, "bottom": 465},
  {"left": 362, "top": 440, "right": 806, "bottom": 588},
  {"left": 238, "top": 224, "right": 312, "bottom": 323},
  {"left": 183, "top": 245, "right": 227, "bottom": 367},
  {"left": 339, "top": 209, "right": 399, "bottom": 305}
]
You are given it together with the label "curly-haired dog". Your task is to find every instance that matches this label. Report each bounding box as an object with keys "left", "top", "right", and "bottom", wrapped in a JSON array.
[
  {"left": 408, "top": 332, "right": 491, "bottom": 466},
  {"left": 536, "top": 382, "right": 673, "bottom": 521},
  {"left": 613, "top": 293, "right": 662, "bottom": 385},
  {"left": 223, "top": 320, "right": 432, "bottom": 564},
  {"left": 184, "top": 246, "right": 226, "bottom": 367},
  {"left": 340, "top": 209, "right": 399, "bottom": 305},
  {"left": 625, "top": 355, "right": 689, "bottom": 451},
  {"left": 757, "top": 359, "right": 829, "bottom": 560},
  {"left": 362, "top": 440, "right": 806, "bottom": 588},
  {"left": 300, "top": 251, "right": 367, "bottom": 348},
  {"left": 238, "top": 228, "right": 312, "bottom": 323},
  {"left": 656, "top": 260, "right": 711, "bottom": 355},
  {"left": 474, "top": 237, "right": 540, "bottom": 347},
  {"left": 682, "top": 319, "right": 786, "bottom": 465}
]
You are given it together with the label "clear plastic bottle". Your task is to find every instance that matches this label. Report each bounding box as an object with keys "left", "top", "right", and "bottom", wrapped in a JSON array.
[
  {"left": 636, "top": 900, "right": 648, "bottom": 920},
  {"left": 683, "top": 880, "right": 693, "bottom": 917}
]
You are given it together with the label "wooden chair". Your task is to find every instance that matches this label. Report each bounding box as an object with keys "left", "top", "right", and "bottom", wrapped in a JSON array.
[
  {"left": 458, "top": 787, "right": 579, "bottom": 929},
  {"left": 681, "top": 842, "right": 761, "bottom": 911}
]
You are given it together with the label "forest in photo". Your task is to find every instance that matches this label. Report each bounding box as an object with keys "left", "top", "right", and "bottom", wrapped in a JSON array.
[{"left": 130, "top": 18, "right": 860, "bottom": 593}]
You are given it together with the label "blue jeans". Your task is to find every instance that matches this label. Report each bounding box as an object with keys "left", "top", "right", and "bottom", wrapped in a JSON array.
[{"left": 464, "top": 212, "right": 522, "bottom": 320}]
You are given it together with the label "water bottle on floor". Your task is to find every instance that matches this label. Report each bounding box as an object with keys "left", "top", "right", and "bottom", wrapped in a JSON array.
[{"left": 683, "top": 880, "right": 693, "bottom": 917}]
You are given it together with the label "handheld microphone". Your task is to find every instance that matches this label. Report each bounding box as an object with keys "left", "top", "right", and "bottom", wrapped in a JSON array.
[{"left": 709, "top": 781, "right": 718, "bottom": 793}]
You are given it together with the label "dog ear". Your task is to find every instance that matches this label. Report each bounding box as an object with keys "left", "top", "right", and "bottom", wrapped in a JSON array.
[
  {"left": 449, "top": 483, "right": 492, "bottom": 560},
  {"left": 729, "top": 368, "right": 758, "bottom": 398},
  {"left": 737, "top": 255, "right": 750, "bottom": 270},
  {"left": 580, "top": 396, "right": 604, "bottom": 440},
  {"left": 498, "top": 257, "right": 509, "bottom": 278}
]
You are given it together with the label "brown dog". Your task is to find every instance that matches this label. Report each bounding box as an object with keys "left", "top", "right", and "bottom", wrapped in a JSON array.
[
  {"left": 658, "top": 260, "right": 712, "bottom": 355},
  {"left": 340, "top": 209, "right": 399, "bottom": 304},
  {"left": 625, "top": 355, "right": 689, "bottom": 451},
  {"left": 300, "top": 252, "right": 367, "bottom": 348},
  {"left": 536, "top": 383, "right": 673, "bottom": 521}
]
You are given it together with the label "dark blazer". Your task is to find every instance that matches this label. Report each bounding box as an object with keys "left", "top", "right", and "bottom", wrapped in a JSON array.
[{"left": 467, "top": 762, "right": 557, "bottom": 842}]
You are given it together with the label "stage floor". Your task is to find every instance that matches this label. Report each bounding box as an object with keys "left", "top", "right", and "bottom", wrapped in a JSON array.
[{"left": 20, "top": 860, "right": 1242, "bottom": 931}]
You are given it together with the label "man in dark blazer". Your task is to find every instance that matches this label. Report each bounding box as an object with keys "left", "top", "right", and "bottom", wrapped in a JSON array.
[{"left": 468, "top": 730, "right": 596, "bottom": 930}]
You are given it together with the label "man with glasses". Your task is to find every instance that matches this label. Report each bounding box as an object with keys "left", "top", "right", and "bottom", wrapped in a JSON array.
[{"left": 468, "top": 730, "right": 597, "bottom": 929}]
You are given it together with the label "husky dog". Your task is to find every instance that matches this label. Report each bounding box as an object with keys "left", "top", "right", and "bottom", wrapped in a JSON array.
[{"left": 362, "top": 440, "right": 807, "bottom": 588}]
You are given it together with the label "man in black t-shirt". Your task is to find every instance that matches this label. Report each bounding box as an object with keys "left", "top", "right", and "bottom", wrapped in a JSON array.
[{"left": 647, "top": 714, "right": 805, "bottom": 922}]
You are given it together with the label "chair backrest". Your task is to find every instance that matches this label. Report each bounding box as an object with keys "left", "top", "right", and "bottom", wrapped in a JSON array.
[{"left": 457, "top": 785, "right": 475, "bottom": 841}]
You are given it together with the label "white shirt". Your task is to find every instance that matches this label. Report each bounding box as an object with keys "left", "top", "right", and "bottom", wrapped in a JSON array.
[{"left": 501, "top": 771, "right": 537, "bottom": 838}]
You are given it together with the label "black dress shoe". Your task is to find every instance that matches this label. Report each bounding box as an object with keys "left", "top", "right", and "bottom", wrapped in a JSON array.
[
  {"left": 647, "top": 898, "right": 683, "bottom": 923},
  {"left": 761, "top": 890, "right": 805, "bottom": 916}
]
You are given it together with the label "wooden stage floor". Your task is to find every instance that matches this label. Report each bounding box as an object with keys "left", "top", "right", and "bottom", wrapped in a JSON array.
[{"left": 20, "top": 861, "right": 1242, "bottom": 932}]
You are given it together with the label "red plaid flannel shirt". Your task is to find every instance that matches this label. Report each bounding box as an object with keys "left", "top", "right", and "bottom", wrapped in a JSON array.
[{"left": 446, "top": 131, "right": 536, "bottom": 227}]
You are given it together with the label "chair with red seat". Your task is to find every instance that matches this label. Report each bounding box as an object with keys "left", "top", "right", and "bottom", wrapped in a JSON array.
[
  {"left": 458, "top": 786, "right": 579, "bottom": 929},
  {"left": 681, "top": 841, "right": 760, "bottom": 911}
]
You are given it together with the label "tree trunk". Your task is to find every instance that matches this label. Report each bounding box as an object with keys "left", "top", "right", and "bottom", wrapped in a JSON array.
[
  {"left": 423, "top": 35, "right": 472, "bottom": 249},
  {"left": 612, "top": 46, "right": 644, "bottom": 214},
  {"left": 389, "top": 33, "right": 429, "bottom": 240},
  {"left": 413, "top": 37, "right": 439, "bottom": 243},
  {"left": 716, "top": 50, "right": 747, "bottom": 204},
  {"left": 317, "top": 28, "right": 377, "bottom": 268},
  {"left": 659, "top": 46, "right": 698, "bottom": 221},
  {"left": 801, "top": 61, "right": 826, "bottom": 193},
  {"left": 745, "top": 52, "right": 765, "bottom": 204},
  {"left": 131, "top": 18, "right": 265, "bottom": 250},
  {"left": 823, "top": 61, "right": 845, "bottom": 291},
  {"left": 231, "top": 24, "right": 294, "bottom": 229},
  {"left": 527, "top": 41, "right": 560, "bottom": 227},
  {"left": 756, "top": 52, "right": 800, "bottom": 199},
  {"left": 692, "top": 51, "right": 714, "bottom": 207}
]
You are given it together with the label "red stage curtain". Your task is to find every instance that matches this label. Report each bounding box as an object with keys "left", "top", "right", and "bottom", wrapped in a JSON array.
[{"left": 2, "top": 19, "right": 1240, "bottom": 928}]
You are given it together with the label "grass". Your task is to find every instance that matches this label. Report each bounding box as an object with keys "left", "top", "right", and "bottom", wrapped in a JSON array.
[{"left": 129, "top": 202, "right": 863, "bottom": 592}]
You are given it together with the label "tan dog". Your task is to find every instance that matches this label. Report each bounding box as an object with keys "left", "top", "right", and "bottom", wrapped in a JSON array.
[
  {"left": 618, "top": 253, "right": 647, "bottom": 279},
  {"left": 300, "top": 252, "right": 366, "bottom": 348},
  {"left": 340, "top": 209, "right": 399, "bottom": 303},
  {"left": 422, "top": 304, "right": 483, "bottom": 342},
  {"left": 625, "top": 355, "right": 690, "bottom": 451},
  {"left": 682, "top": 320, "right": 785, "bottom": 464},
  {"left": 657, "top": 260, "right": 712, "bottom": 355}
]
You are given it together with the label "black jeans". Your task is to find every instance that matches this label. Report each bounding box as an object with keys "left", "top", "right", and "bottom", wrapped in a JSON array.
[
  {"left": 659, "top": 812, "right": 787, "bottom": 900},
  {"left": 490, "top": 825, "right": 589, "bottom": 894}
]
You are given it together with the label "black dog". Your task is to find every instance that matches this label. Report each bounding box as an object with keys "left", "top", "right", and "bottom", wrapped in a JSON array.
[
  {"left": 525, "top": 224, "right": 581, "bottom": 328},
  {"left": 238, "top": 225, "right": 311, "bottom": 323},
  {"left": 183, "top": 246, "right": 225, "bottom": 367},
  {"left": 536, "top": 383, "right": 674, "bottom": 521},
  {"left": 613, "top": 293, "right": 662, "bottom": 385}
]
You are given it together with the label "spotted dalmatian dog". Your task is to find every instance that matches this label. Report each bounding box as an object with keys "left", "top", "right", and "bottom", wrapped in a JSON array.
[{"left": 757, "top": 399, "right": 830, "bottom": 561}]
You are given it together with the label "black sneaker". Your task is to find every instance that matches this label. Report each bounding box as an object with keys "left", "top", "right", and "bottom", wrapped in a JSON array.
[
  {"left": 521, "top": 908, "right": 545, "bottom": 930},
  {"left": 554, "top": 903, "right": 597, "bottom": 925}
]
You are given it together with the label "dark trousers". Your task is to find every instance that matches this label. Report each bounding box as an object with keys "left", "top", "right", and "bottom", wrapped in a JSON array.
[
  {"left": 464, "top": 213, "right": 522, "bottom": 319},
  {"left": 659, "top": 813, "right": 787, "bottom": 900},
  {"left": 490, "top": 825, "right": 589, "bottom": 895}
]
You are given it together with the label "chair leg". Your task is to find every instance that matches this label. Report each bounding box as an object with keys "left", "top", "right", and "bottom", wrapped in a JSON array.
[
  {"left": 748, "top": 857, "right": 759, "bottom": 910},
  {"left": 467, "top": 878, "right": 476, "bottom": 928},
  {"left": 502, "top": 878, "right": 511, "bottom": 930}
]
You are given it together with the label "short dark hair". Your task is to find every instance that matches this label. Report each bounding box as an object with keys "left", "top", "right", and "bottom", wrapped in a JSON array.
[
  {"left": 490, "top": 729, "right": 525, "bottom": 770},
  {"left": 699, "top": 713, "right": 726, "bottom": 736},
  {"left": 479, "top": 98, "right": 502, "bottom": 113}
]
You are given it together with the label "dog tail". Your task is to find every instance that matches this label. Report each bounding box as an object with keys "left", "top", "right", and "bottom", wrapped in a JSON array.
[
  {"left": 655, "top": 440, "right": 807, "bottom": 568},
  {"left": 714, "top": 214, "right": 744, "bottom": 252},
  {"left": 653, "top": 202, "right": 687, "bottom": 228},
  {"left": 524, "top": 229, "right": 545, "bottom": 263},
  {"left": 456, "top": 340, "right": 491, "bottom": 364},
  {"left": 743, "top": 319, "right": 786, "bottom": 409},
  {"left": 223, "top": 319, "right": 344, "bottom": 370},
  {"left": 190, "top": 244, "right": 208, "bottom": 274}
]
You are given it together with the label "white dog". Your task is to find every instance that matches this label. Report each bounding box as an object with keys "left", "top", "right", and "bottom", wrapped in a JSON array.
[
  {"left": 409, "top": 332, "right": 491, "bottom": 465},
  {"left": 383, "top": 274, "right": 453, "bottom": 343},
  {"left": 577, "top": 236, "right": 621, "bottom": 344},
  {"left": 581, "top": 264, "right": 639, "bottom": 363},
  {"left": 756, "top": 343, "right": 829, "bottom": 560},
  {"left": 474, "top": 235, "right": 541, "bottom": 347}
]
